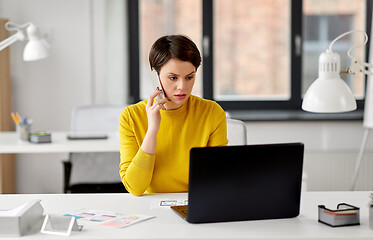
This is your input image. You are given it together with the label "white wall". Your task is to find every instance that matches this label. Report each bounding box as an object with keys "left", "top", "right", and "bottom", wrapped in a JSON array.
[
  {"left": 244, "top": 121, "right": 373, "bottom": 191},
  {"left": 0, "top": 0, "right": 127, "bottom": 193},
  {"left": 0, "top": 0, "right": 372, "bottom": 193}
]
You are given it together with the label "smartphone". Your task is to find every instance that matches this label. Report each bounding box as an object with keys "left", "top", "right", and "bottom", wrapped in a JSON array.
[{"left": 150, "top": 69, "right": 164, "bottom": 100}]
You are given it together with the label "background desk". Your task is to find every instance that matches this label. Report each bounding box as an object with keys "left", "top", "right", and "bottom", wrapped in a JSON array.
[
  {"left": 1, "top": 191, "right": 372, "bottom": 239},
  {"left": 0, "top": 131, "right": 119, "bottom": 193},
  {"left": 0, "top": 131, "right": 119, "bottom": 153}
]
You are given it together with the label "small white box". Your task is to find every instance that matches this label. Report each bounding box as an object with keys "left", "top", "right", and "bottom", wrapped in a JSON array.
[{"left": 0, "top": 199, "right": 44, "bottom": 236}]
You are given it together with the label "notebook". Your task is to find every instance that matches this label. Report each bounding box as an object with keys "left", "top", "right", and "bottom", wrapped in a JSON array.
[{"left": 171, "top": 142, "right": 304, "bottom": 223}]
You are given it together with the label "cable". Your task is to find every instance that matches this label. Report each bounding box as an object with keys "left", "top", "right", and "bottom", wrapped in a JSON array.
[
  {"left": 328, "top": 30, "right": 373, "bottom": 75},
  {"left": 4, "top": 21, "right": 31, "bottom": 32}
]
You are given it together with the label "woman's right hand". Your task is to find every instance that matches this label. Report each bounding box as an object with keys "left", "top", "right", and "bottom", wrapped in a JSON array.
[{"left": 146, "top": 89, "right": 169, "bottom": 133}]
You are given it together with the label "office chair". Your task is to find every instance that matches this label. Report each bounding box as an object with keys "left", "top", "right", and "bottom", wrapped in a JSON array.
[
  {"left": 63, "top": 105, "right": 128, "bottom": 193},
  {"left": 225, "top": 118, "right": 308, "bottom": 191},
  {"left": 227, "top": 119, "right": 247, "bottom": 145}
]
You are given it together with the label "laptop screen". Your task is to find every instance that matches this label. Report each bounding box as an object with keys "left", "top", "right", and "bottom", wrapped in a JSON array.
[{"left": 186, "top": 142, "right": 304, "bottom": 223}]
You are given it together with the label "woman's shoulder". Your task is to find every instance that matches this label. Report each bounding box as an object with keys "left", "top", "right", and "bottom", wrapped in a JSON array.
[
  {"left": 121, "top": 100, "right": 147, "bottom": 117},
  {"left": 189, "top": 95, "right": 225, "bottom": 113}
]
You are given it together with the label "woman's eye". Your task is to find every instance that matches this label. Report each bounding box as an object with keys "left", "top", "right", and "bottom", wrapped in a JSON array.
[
  {"left": 169, "top": 76, "right": 176, "bottom": 80},
  {"left": 187, "top": 76, "right": 194, "bottom": 80}
]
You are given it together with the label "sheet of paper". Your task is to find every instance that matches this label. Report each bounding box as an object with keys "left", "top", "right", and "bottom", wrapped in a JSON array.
[
  {"left": 64, "top": 209, "right": 153, "bottom": 228},
  {"left": 64, "top": 209, "right": 119, "bottom": 223},
  {"left": 101, "top": 214, "right": 154, "bottom": 228}
]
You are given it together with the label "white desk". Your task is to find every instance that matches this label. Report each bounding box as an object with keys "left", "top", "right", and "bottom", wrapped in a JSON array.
[
  {"left": 0, "top": 131, "right": 120, "bottom": 153},
  {"left": 0, "top": 131, "right": 120, "bottom": 194},
  {"left": 1, "top": 191, "right": 372, "bottom": 239}
]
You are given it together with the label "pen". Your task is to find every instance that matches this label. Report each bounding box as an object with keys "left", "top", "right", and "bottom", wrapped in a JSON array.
[{"left": 11, "top": 112, "right": 19, "bottom": 125}]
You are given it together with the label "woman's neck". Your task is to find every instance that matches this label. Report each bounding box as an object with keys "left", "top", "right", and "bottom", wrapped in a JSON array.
[{"left": 164, "top": 101, "right": 183, "bottom": 110}]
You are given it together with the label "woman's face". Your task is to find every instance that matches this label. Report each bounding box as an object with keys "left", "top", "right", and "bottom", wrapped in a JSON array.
[{"left": 158, "top": 58, "right": 196, "bottom": 110}]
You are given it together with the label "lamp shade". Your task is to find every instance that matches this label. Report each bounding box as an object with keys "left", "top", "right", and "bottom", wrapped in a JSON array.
[
  {"left": 302, "top": 50, "right": 357, "bottom": 113},
  {"left": 23, "top": 23, "right": 49, "bottom": 61}
]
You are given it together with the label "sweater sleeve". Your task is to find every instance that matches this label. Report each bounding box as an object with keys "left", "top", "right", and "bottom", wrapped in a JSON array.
[
  {"left": 118, "top": 107, "right": 155, "bottom": 196},
  {"left": 207, "top": 103, "right": 229, "bottom": 147}
]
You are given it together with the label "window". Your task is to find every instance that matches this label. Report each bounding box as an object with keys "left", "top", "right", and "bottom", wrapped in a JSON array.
[
  {"left": 128, "top": 0, "right": 372, "bottom": 116},
  {"left": 213, "top": 0, "right": 291, "bottom": 101},
  {"left": 138, "top": 0, "right": 203, "bottom": 99},
  {"left": 302, "top": 0, "right": 368, "bottom": 100}
]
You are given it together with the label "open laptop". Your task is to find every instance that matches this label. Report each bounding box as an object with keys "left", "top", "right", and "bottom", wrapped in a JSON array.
[{"left": 171, "top": 142, "right": 304, "bottom": 223}]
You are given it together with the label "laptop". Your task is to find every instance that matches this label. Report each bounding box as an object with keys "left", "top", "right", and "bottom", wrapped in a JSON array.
[{"left": 171, "top": 142, "right": 304, "bottom": 223}]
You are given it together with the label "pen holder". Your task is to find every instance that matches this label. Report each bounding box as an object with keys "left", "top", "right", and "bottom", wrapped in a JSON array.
[{"left": 16, "top": 124, "right": 31, "bottom": 141}]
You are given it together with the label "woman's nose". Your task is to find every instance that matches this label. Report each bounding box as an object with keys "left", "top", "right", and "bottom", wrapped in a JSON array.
[{"left": 177, "top": 80, "right": 185, "bottom": 90}]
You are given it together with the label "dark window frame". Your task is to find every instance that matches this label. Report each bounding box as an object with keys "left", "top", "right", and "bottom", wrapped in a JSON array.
[{"left": 127, "top": 0, "right": 372, "bottom": 119}]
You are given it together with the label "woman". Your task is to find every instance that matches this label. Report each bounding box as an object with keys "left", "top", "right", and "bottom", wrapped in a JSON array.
[{"left": 119, "top": 35, "right": 228, "bottom": 196}]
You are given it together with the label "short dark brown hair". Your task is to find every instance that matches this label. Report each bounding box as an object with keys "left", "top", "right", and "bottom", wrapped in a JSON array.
[{"left": 149, "top": 35, "right": 201, "bottom": 73}]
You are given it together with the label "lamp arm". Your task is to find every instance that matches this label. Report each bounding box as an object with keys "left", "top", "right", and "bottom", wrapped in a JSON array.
[
  {"left": 0, "top": 33, "right": 21, "bottom": 51},
  {"left": 0, "top": 21, "right": 31, "bottom": 52}
]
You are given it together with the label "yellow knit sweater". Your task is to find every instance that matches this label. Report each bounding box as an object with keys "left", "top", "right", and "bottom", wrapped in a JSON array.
[{"left": 119, "top": 95, "right": 228, "bottom": 196}]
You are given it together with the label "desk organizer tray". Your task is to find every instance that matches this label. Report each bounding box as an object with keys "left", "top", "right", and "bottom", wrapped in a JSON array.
[
  {"left": 0, "top": 199, "right": 44, "bottom": 236},
  {"left": 30, "top": 132, "right": 52, "bottom": 143},
  {"left": 318, "top": 203, "right": 359, "bottom": 227}
]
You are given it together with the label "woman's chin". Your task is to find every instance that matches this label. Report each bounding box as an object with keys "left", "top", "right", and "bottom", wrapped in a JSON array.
[{"left": 166, "top": 98, "right": 186, "bottom": 110}]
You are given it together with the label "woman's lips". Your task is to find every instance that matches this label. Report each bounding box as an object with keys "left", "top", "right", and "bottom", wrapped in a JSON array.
[{"left": 174, "top": 94, "right": 186, "bottom": 100}]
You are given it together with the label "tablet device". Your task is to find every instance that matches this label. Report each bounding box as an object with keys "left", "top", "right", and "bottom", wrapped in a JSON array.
[{"left": 67, "top": 133, "right": 108, "bottom": 140}]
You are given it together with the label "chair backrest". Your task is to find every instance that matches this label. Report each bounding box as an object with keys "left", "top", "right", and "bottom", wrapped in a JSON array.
[
  {"left": 69, "top": 105, "right": 126, "bottom": 185},
  {"left": 71, "top": 105, "right": 125, "bottom": 132},
  {"left": 227, "top": 119, "right": 247, "bottom": 146}
]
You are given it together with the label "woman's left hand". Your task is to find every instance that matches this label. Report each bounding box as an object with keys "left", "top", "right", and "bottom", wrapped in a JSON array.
[{"left": 146, "top": 89, "right": 169, "bottom": 133}]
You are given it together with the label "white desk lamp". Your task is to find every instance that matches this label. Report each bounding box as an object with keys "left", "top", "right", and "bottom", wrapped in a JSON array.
[
  {"left": 0, "top": 21, "right": 49, "bottom": 60},
  {"left": 302, "top": 30, "right": 372, "bottom": 190}
]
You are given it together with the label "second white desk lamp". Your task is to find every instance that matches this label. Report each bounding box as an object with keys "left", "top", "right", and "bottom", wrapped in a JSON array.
[
  {"left": 0, "top": 21, "right": 49, "bottom": 61},
  {"left": 302, "top": 30, "right": 373, "bottom": 190}
]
